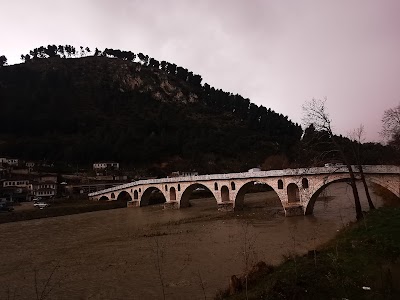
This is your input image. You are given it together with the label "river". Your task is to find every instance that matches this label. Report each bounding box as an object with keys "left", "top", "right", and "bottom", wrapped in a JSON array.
[{"left": 0, "top": 182, "right": 388, "bottom": 299}]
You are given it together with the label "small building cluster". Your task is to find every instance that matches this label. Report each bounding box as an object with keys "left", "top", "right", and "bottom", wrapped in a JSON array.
[
  {"left": 168, "top": 171, "right": 199, "bottom": 177},
  {"left": 0, "top": 158, "right": 128, "bottom": 205},
  {"left": 0, "top": 156, "right": 201, "bottom": 206},
  {"left": 0, "top": 157, "right": 59, "bottom": 205},
  {"left": 0, "top": 175, "right": 58, "bottom": 204}
]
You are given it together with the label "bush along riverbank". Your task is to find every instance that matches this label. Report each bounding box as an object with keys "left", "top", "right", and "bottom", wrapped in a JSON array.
[{"left": 218, "top": 207, "right": 400, "bottom": 299}]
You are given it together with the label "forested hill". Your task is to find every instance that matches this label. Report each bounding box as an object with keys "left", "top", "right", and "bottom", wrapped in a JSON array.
[{"left": 0, "top": 46, "right": 303, "bottom": 175}]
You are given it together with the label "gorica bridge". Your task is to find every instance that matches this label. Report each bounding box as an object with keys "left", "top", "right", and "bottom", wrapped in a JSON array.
[{"left": 88, "top": 165, "right": 400, "bottom": 216}]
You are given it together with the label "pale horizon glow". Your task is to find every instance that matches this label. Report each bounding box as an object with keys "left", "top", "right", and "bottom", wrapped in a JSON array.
[{"left": 2, "top": 0, "right": 400, "bottom": 142}]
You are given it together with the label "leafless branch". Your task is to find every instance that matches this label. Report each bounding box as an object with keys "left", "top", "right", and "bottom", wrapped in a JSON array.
[{"left": 381, "top": 104, "right": 400, "bottom": 139}]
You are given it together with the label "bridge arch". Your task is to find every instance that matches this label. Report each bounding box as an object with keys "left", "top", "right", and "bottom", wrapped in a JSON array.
[
  {"left": 180, "top": 183, "right": 218, "bottom": 208},
  {"left": 221, "top": 185, "right": 230, "bottom": 202},
  {"left": 111, "top": 193, "right": 115, "bottom": 200},
  {"left": 170, "top": 187, "right": 177, "bottom": 201},
  {"left": 367, "top": 177, "right": 400, "bottom": 200},
  {"left": 141, "top": 187, "right": 167, "bottom": 206},
  {"left": 117, "top": 191, "right": 132, "bottom": 202},
  {"left": 99, "top": 196, "right": 109, "bottom": 201},
  {"left": 304, "top": 177, "right": 352, "bottom": 215},
  {"left": 133, "top": 190, "right": 139, "bottom": 200},
  {"left": 287, "top": 183, "right": 300, "bottom": 203},
  {"left": 234, "top": 180, "right": 281, "bottom": 211}
]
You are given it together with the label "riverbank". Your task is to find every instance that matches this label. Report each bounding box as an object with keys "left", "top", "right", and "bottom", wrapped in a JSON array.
[
  {"left": 0, "top": 188, "right": 270, "bottom": 225},
  {"left": 0, "top": 199, "right": 127, "bottom": 224},
  {"left": 219, "top": 207, "right": 400, "bottom": 299}
]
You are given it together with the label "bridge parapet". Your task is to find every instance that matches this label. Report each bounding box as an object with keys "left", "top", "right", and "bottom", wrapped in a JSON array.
[
  {"left": 88, "top": 165, "right": 399, "bottom": 197},
  {"left": 88, "top": 165, "right": 400, "bottom": 217}
]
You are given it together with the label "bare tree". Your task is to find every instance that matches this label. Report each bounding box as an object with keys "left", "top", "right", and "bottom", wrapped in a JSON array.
[
  {"left": 302, "top": 98, "right": 363, "bottom": 219},
  {"left": 349, "top": 125, "right": 375, "bottom": 210},
  {"left": 381, "top": 104, "right": 400, "bottom": 149}
]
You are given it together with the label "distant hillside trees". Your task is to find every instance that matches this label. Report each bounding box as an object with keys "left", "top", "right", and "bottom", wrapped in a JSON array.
[
  {"left": 1, "top": 53, "right": 304, "bottom": 171},
  {"left": 20, "top": 45, "right": 204, "bottom": 87},
  {"left": 0, "top": 50, "right": 397, "bottom": 173}
]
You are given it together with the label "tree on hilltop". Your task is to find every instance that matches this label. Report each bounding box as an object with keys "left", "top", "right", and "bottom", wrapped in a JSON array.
[{"left": 0, "top": 55, "right": 7, "bottom": 66}]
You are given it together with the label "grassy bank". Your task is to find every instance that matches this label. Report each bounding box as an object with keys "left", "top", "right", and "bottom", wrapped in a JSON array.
[
  {"left": 0, "top": 199, "right": 127, "bottom": 224},
  {"left": 219, "top": 207, "right": 400, "bottom": 299}
]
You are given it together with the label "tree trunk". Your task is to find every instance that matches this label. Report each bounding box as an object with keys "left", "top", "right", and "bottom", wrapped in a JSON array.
[
  {"left": 358, "top": 164, "right": 375, "bottom": 210},
  {"left": 332, "top": 137, "right": 363, "bottom": 220},
  {"left": 346, "top": 164, "right": 364, "bottom": 220}
]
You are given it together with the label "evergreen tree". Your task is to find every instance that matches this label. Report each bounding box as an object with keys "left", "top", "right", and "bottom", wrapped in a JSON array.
[{"left": 0, "top": 55, "right": 7, "bottom": 66}]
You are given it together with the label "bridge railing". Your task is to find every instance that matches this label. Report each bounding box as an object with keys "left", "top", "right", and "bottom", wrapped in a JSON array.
[{"left": 88, "top": 165, "right": 400, "bottom": 197}]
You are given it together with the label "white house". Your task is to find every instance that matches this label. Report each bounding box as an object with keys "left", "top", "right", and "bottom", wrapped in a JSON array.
[
  {"left": 0, "top": 158, "right": 19, "bottom": 166},
  {"left": 32, "top": 182, "right": 57, "bottom": 198},
  {"left": 248, "top": 167, "right": 261, "bottom": 173},
  {"left": 2, "top": 179, "right": 31, "bottom": 189},
  {"left": 26, "top": 162, "right": 36, "bottom": 168},
  {"left": 93, "top": 162, "right": 119, "bottom": 170},
  {"left": 6, "top": 158, "right": 19, "bottom": 166},
  {"left": 169, "top": 171, "right": 199, "bottom": 177}
]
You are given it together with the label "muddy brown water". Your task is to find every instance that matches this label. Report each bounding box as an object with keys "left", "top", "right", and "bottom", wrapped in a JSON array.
[{"left": 0, "top": 182, "right": 390, "bottom": 299}]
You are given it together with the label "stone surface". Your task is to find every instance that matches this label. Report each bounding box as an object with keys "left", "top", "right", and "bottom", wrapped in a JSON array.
[
  {"left": 284, "top": 205, "right": 304, "bottom": 217},
  {"left": 127, "top": 201, "right": 139, "bottom": 207},
  {"left": 164, "top": 201, "right": 179, "bottom": 210},
  {"left": 217, "top": 202, "right": 234, "bottom": 212},
  {"left": 89, "top": 165, "right": 400, "bottom": 217}
]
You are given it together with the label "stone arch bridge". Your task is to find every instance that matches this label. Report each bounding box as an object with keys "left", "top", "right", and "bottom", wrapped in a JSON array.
[{"left": 88, "top": 165, "right": 400, "bottom": 216}]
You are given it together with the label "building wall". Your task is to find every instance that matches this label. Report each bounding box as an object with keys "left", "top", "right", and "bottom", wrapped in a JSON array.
[
  {"left": 93, "top": 162, "right": 119, "bottom": 170},
  {"left": 3, "top": 180, "right": 30, "bottom": 188}
]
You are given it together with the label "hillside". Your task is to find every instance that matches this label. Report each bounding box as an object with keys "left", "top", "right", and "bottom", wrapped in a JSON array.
[{"left": 0, "top": 53, "right": 304, "bottom": 175}]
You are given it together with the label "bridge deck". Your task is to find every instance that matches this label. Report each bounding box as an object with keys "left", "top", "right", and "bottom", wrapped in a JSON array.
[{"left": 88, "top": 165, "right": 399, "bottom": 197}]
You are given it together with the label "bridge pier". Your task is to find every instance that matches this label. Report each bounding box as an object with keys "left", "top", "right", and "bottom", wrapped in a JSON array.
[
  {"left": 283, "top": 204, "right": 304, "bottom": 217},
  {"left": 217, "top": 202, "right": 234, "bottom": 212},
  {"left": 164, "top": 201, "right": 180, "bottom": 210},
  {"left": 127, "top": 200, "right": 140, "bottom": 207}
]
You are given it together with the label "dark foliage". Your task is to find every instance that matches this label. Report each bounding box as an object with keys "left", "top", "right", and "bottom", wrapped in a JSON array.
[
  {"left": 0, "top": 51, "right": 304, "bottom": 173},
  {"left": 293, "top": 124, "right": 399, "bottom": 167},
  {"left": 0, "top": 55, "right": 7, "bottom": 67}
]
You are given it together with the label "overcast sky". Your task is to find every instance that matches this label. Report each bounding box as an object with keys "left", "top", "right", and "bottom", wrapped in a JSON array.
[{"left": 2, "top": 0, "right": 400, "bottom": 142}]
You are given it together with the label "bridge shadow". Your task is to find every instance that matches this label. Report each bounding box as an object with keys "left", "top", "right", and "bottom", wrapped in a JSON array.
[
  {"left": 305, "top": 180, "right": 400, "bottom": 224},
  {"left": 117, "top": 191, "right": 132, "bottom": 203},
  {"left": 235, "top": 181, "right": 283, "bottom": 213},
  {"left": 180, "top": 184, "right": 217, "bottom": 209},
  {"left": 141, "top": 187, "right": 166, "bottom": 206},
  {"left": 305, "top": 178, "right": 352, "bottom": 215}
]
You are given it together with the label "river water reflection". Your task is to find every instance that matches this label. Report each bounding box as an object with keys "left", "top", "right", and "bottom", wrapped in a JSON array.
[{"left": 0, "top": 182, "right": 388, "bottom": 299}]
